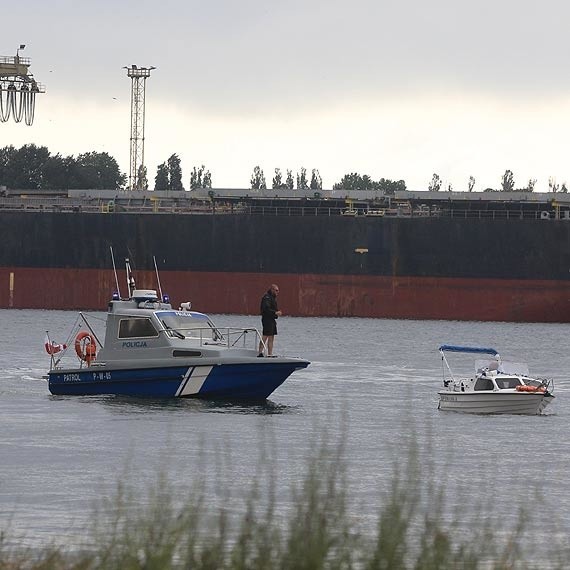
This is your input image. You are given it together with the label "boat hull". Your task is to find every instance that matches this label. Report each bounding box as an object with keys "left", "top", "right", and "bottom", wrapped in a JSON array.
[
  {"left": 438, "top": 391, "right": 554, "bottom": 415},
  {"left": 48, "top": 361, "right": 309, "bottom": 400}
]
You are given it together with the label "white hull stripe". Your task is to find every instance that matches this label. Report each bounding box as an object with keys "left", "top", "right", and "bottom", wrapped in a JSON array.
[{"left": 176, "top": 366, "right": 213, "bottom": 397}]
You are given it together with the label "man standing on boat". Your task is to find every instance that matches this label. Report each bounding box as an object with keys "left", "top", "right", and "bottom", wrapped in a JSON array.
[{"left": 258, "top": 284, "right": 282, "bottom": 357}]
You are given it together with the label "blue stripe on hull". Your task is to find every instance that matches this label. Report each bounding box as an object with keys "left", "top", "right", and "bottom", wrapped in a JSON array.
[{"left": 48, "top": 362, "right": 307, "bottom": 400}]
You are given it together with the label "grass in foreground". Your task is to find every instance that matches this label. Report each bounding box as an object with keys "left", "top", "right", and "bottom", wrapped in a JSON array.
[{"left": 0, "top": 435, "right": 560, "bottom": 570}]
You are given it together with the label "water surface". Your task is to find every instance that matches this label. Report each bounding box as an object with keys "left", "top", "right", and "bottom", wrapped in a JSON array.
[{"left": 1, "top": 310, "right": 568, "bottom": 548}]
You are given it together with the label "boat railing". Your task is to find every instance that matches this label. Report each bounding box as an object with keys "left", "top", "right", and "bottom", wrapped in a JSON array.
[{"left": 165, "top": 326, "right": 263, "bottom": 350}]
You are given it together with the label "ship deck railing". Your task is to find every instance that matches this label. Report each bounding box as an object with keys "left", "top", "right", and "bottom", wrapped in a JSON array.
[{"left": 0, "top": 196, "right": 568, "bottom": 220}]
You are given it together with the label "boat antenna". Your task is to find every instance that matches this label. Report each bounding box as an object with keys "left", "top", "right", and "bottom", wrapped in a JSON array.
[
  {"left": 110, "top": 246, "right": 121, "bottom": 298},
  {"left": 125, "top": 258, "right": 136, "bottom": 298},
  {"left": 153, "top": 255, "right": 164, "bottom": 301}
]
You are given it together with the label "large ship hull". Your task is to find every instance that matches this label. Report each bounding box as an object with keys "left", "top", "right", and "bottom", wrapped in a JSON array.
[{"left": 1, "top": 210, "right": 569, "bottom": 321}]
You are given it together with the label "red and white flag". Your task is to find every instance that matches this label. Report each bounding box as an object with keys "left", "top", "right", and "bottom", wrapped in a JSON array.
[{"left": 44, "top": 334, "right": 67, "bottom": 355}]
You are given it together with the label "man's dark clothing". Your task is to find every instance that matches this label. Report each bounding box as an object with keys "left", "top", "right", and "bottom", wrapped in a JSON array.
[{"left": 260, "top": 290, "right": 279, "bottom": 336}]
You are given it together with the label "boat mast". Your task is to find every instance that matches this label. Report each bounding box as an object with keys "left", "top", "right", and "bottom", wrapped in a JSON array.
[
  {"left": 125, "top": 258, "right": 136, "bottom": 298},
  {"left": 110, "top": 246, "right": 121, "bottom": 298},
  {"left": 153, "top": 255, "right": 163, "bottom": 301}
]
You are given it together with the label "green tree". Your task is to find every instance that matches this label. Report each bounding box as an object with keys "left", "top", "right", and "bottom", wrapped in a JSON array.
[
  {"left": 154, "top": 163, "right": 169, "bottom": 191},
  {"left": 333, "top": 173, "right": 374, "bottom": 191},
  {"left": 526, "top": 178, "right": 537, "bottom": 192},
  {"left": 202, "top": 169, "right": 212, "bottom": 189},
  {"left": 250, "top": 166, "right": 266, "bottom": 190},
  {"left": 136, "top": 165, "right": 148, "bottom": 190},
  {"left": 428, "top": 173, "right": 442, "bottom": 192},
  {"left": 3, "top": 144, "right": 50, "bottom": 189},
  {"left": 75, "top": 151, "right": 126, "bottom": 189},
  {"left": 501, "top": 170, "right": 515, "bottom": 192},
  {"left": 42, "top": 154, "right": 80, "bottom": 189},
  {"left": 285, "top": 169, "right": 294, "bottom": 190},
  {"left": 190, "top": 166, "right": 202, "bottom": 190},
  {"left": 377, "top": 178, "right": 406, "bottom": 195},
  {"left": 296, "top": 167, "right": 308, "bottom": 190},
  {"left": 190, "top": 165, "right": 212, "bottom": 189},
  {"left": 549, "top": 177, "right": 560, "bottom": 192},
  {"left": 310, "top": 169, "right": 322, "bottom": 190},
  {"left": 167, "top": 154, "right": 184, "bottom": 191},
  {"left": 0, "top": 145, "right": 126, "bottom": 190},
  {"left": 272, "top": 168, "right": 283, "bottom": 189},
  {"left": 0, "top": 145, "right": 18, "bottom": 187}
]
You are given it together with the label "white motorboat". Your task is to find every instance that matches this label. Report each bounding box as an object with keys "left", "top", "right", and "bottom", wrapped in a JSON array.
[{"left": 438, "top": 345, "right": 554, "bottom": 415}]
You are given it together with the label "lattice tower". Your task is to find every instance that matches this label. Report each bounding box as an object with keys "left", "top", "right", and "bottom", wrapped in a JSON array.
[{"left": 125, "top": 65, "right": 154, "bottom": 190}]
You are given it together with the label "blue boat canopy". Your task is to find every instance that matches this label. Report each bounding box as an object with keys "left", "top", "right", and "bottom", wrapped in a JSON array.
[{"left": 438, "top": 345, "right": 499, "bottom": 356}]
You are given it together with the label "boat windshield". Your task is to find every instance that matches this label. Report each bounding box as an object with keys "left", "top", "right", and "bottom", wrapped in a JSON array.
[
  {"left": 159, "top": 313, "right": 218, "bottom": 340},
  {"left": 499, "top": 361, "right": 529, "bottom": 376},
  {"left": 474, "top": 360, "right": 529, "bottom": 377}
]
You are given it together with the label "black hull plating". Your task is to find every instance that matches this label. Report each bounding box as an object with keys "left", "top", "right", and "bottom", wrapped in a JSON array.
[{"left": 1, "top": 211, "right": 569, "bottom": 280}]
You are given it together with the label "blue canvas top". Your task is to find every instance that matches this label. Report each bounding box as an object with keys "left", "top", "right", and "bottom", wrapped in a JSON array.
[{"left": 438, "top": 345, "right": 499, "bottom": 356}]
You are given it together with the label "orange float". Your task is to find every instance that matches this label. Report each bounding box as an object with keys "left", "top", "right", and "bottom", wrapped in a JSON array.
[
  {"left": 515, "top": 385, "right": 545, "bottom": 393},
  {"left": 74, "top": 331, "right": 97, "bottom": 365}
]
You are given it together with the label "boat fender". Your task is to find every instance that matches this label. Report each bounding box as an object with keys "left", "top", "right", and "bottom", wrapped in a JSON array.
[
  {"left": 515, "top": 385, "right": 545, "bottom": 393},
  {"left": 75, "top": 331, "right": 97, "bottom": 365}
]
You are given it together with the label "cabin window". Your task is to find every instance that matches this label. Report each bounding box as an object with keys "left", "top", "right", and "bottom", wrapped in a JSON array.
[
  {"left": 495, "top": 377, "right": 522, "bottom": 389},
  {"left": 118, "top": 317, "right": 159, "bottom": 338},
  {"left": 161, "top": 315, "right": 217, "bottom": 340},
  {"left": 474, "top": 377, "right": 494, "bottom": 391}
]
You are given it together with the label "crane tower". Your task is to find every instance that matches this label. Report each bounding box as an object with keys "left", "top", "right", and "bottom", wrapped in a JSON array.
[
  {"left": 0, "top": 45, "right": 45, "bottom": 126},
  {"left": 124, "top": 64, "right": 155, "bottom": 190}
]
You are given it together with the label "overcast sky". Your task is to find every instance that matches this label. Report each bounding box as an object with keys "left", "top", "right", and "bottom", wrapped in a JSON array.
[{"left": 3, "top": 0, "right": 570, "bottom": 191}]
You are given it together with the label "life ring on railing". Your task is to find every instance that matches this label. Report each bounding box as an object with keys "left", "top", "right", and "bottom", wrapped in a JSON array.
[{"left": 75, "top": 331, "right": 97, "bottom": 364}]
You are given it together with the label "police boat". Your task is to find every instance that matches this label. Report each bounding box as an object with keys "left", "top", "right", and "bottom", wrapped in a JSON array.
[{"left": 45, "top": 262, "right": 309, "bottom": 399}]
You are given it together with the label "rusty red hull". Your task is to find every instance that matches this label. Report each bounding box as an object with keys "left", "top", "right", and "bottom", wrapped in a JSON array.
[{"left": 1, "top": 267, "right": 569, "bottom": 322}]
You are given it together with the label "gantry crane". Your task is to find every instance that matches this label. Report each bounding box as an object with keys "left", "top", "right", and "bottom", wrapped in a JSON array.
[{"left": 0, "top": 45, "right": 45, "bottom": 126}]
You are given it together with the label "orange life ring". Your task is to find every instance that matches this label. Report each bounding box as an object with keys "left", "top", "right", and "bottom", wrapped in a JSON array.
[{"left": 75, "top": 331, "right": 97, "bottom": 364}]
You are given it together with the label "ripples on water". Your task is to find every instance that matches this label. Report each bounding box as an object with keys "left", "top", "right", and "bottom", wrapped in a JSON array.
[{"left": 1, "top": 309, "right": 569, "bottom": 549}]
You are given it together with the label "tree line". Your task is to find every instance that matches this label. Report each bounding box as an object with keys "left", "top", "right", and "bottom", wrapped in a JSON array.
[
  {"left": 0, "top": 146, "right": 214, "bottom": 192},
  {"left": 0, "top": 145, "right": 404, "bottom": 194},
  {"left": 428, "top": 170, "right": 568, "bottom": 193},
  {"left": 0, "top": 144, "right": 125, "bottom": 190},
  {"left": 2, "top": 144, "right": 564, "bottom": 194}
]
